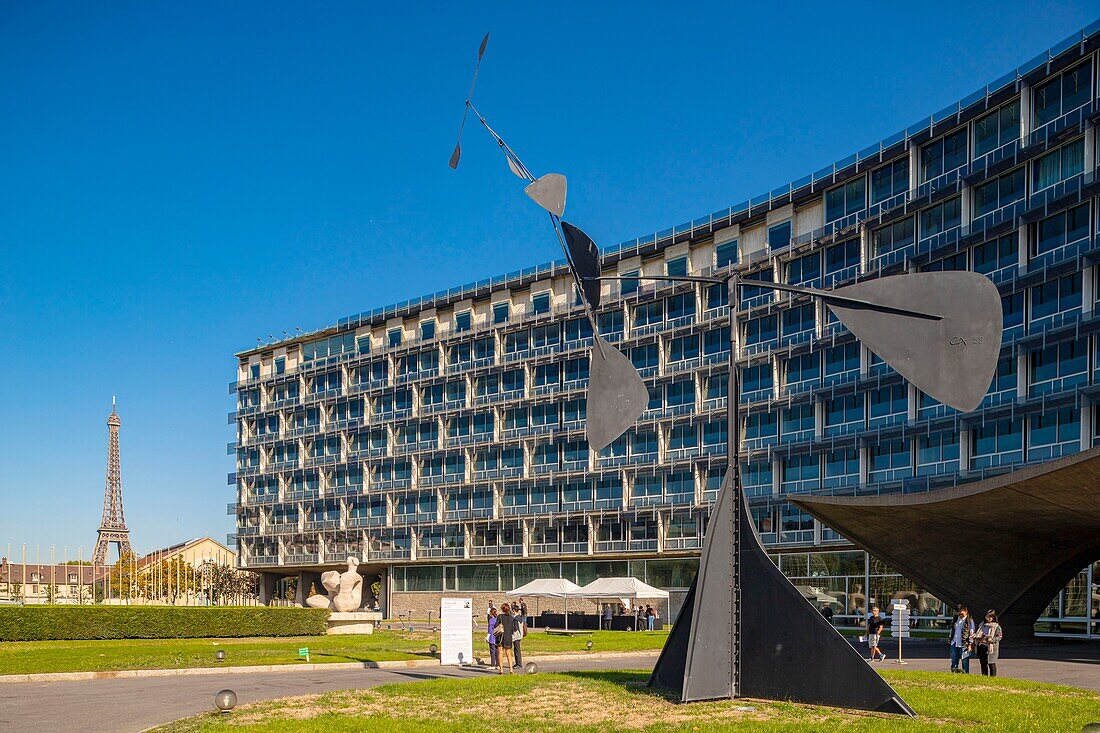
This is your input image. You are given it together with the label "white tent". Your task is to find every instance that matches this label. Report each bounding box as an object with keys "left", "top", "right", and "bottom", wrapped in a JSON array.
[
  {"left": 568, "top": 577, "right": 670, "bottom": 607},
  {"left": 506, "top": 578, "right": 583, "bottom": 630}
]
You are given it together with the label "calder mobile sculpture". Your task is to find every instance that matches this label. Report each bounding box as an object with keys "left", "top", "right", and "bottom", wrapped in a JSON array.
[{"left": 448, "top": 34, "right": 1003, "bottom": 715}]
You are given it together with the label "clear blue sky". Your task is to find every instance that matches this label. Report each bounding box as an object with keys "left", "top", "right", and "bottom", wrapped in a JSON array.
[{"left": 0, "top": 2, "right": 1094, "bottom": 560}]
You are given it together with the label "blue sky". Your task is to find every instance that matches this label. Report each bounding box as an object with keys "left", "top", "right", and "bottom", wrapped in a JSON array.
[{"left": 0, "top": 2, "right": 1095, "bottom": 559}]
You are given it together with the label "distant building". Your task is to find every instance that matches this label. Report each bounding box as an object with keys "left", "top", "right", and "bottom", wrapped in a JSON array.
[
  {"left": 0, "top": 559, "right": 98, "bottom": 604},
  {"left": 137, "top": 537, "right": 236, "bottom": 573}
]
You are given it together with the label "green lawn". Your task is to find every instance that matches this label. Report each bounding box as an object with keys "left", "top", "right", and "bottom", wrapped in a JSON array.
[
  {"left": 151, "top": 669, "right": 1100, "bottom": 732},
  {"left": 0, "top": 629, "right": 668, "bottom": 675}
]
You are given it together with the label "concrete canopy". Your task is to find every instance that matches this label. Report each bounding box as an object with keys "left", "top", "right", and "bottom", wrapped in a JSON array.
[{"left": 792, "top": 447, "right": 1100, "bottom": 640}]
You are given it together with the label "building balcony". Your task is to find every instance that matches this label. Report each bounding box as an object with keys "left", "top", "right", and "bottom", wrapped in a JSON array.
[
  {"left": 283, "top": 553, "right": 319, "bottom": 565},
  {"left": 304, "top": 519, "right": 340, "bottom": 531},
  {"left": 416, "top": 546, "right": 464, "bottom": 559},
  {"left": 244, "top": 555, "right": 279, "bottom": 567},
  {"left": 664, "top": 537, "right": 702, "bottom": 551},
  {"left": 348, "top": 515, "right": 387, "bottom": 528},
  {"left": 471, "top": 545, "right": 523, "bottom": 557}
]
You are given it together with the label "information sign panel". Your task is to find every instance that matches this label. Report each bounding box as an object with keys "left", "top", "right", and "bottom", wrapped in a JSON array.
[{"left": 440, "top": 597, "right": 474, "bottom": 666}]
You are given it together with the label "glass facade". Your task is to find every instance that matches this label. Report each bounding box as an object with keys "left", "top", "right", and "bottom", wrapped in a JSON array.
[{"left": 232, "top": 29, "right": 1100, "bottom": 637}]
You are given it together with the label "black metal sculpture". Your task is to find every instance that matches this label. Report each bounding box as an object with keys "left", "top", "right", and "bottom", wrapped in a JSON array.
[{"left": 449, "top": 34, "right": 1003, "bottom": 716}]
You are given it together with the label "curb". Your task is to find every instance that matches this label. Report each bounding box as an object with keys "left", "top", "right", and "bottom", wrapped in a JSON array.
[{"left": 0, "top": 650, "right": 660, "bottom": 685}]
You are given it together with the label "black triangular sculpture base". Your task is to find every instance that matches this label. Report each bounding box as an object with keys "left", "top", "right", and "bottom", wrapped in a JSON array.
[{"left": 650, "top": 472, "right": 915, "bottom": 717}]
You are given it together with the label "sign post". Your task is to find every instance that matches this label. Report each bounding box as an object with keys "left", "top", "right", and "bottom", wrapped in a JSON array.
[
  {"left": 440, "top": 597, "right": 474, "bottom": 666},
  {"left": 298, "top": 647, "right": 310, "bottom": 663},
  {"left": 891, "top": 600, "right": 910, "bottom": 665}
]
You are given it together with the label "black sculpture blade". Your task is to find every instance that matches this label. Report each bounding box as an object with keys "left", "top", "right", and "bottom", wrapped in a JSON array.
[
  {"left": 561, "top": 221, "right": 602, "bottom": 309},
  {"left": 650, "top": 470, "right": 916, "bottom": 716},
  {"left": 448, "top": 32, "right": 490, "bottom": 171},
  {"left": 826, "top": 272, "right": 1002, "bottom": 412},
  {"left": 586, "top": 335, "right": 648, "bottom": 452}
]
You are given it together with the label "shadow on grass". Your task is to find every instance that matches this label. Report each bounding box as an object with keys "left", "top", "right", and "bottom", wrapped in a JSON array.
[
  {"left": 311, "top": 651, "right": 436, "bottom": 664},
  {"left": 558, "top": 670, "right": 680, "bottom": 702}
]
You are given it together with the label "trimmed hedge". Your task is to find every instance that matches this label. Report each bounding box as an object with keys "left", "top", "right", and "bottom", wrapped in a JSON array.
[{"left": 0, "top": 606, "right": 329, "bottom": 641}]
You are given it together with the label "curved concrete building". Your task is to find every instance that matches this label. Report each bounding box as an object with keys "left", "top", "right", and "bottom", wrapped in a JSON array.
[{"left": 793, "top": 447, "right": 1100, "bottom": 639}]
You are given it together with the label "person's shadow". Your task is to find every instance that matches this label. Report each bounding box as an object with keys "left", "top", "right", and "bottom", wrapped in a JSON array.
[{"left": 558, "top": 670, "right": 675, "bottom": 701}]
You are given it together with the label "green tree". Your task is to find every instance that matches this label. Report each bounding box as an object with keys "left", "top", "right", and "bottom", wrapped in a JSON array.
[
  {"left": 140, "top": 556, "right": 198, "bottom": 604},
  {"left": 106, "top": 551, "right": 141, "bottom": 600}
]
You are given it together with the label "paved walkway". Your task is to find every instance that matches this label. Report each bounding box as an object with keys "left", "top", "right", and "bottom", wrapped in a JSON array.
[{"left": 0, "top": 642, "right": 1095, "bottom": 733}]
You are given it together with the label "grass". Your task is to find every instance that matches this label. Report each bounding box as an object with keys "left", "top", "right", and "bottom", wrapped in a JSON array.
[
  {"left": 0, "top": 629, "right": 668, "bottom": 675},
  {"left": 150, "top": 669, "right": 1100, "bottom": 732}
]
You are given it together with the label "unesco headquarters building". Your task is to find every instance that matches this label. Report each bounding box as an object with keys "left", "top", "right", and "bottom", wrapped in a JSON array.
[{"left": 230, "top": 20, "right": 1100, "bottom": 637}]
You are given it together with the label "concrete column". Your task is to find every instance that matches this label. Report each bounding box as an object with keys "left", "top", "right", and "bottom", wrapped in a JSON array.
[
  {"left": 959, "top": 428, "right": 972, "bottom": 473},
  {"left": 258, "top": 572, "right": 278, "bottom": 606}
]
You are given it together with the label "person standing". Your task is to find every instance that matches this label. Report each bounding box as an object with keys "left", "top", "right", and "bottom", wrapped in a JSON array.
[
  {"left": 486, "top": 607, "right": 500, "bottom": 669},
  {"left": 949, "top": 605, "right": 976, "bottom": 674},
  {"left": 820, "top": 603, "right": 834, "bottom": 623},
  {"left": 974, "top": 609, "right": 1003, "bottom": 677},
  {"left": 519, "top": 598, "right": 528, "bottom": 626},
  {"left": 646, "top": 604, "right": 656, "bottom": 631},
  {"left": 866, "top": 606, "right": 886, "bottom": 662},
  {"left": 486, "top": 600, "right": 495, "bottom": 625},
  {"left": 496, "top": 603, "right": 515, "bottom": 673},
  {"left": 511, "top": 604, "right": 524, "bottom": 669},
  {"left": 602, "top": 603, "right": 612, "bottom": 630}
]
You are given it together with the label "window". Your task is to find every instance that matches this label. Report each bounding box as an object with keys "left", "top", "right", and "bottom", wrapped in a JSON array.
[
  {"left": 388, "top": 328, "right": 402, "bottom": 348},
  {"left": 923, "top": 251, "right": 967, "bottom": 272},
  {"left": 621, "top": 269, "right": 640, "bottom": 296},
  {"left": 448, "top": 342, "right": 470, "bottom": 367},
  {"left": 665, "top": 471, "right": 693, "bottom": 499},
  {"left": 1030, "top": 273, "right": 1081, "bottom": 322},
  {"left": 744, "top": 315, "right": 778, "bottom": 346},
  {"left": 787, "top": 252, "right": 821, "bottom": 286},
  {"left": 824, "top": 394, "right": 864, "bottom": 434},
  {"left": 492, "top": 301, "right": 509, "bottom": 324},
  {"left": 824, "top": 448, "right": 859, "bottom": 488},
  {"left": 504, "top": 330, "right": 529, "bottom": 354},
  {"left": 1028, "top": 407, "right": 1079, "bottom": 459},
  {"left": 455, "top": 311, "right": 472, "bottom": 332},
  {"left": 564, "top": 356, "right": 589, "bottom": 382},
  {"left": 741, "top": 268, "right": 773, "bottom": 303},
  {"left": 825, "top": 177, "right": 866, "bottom": 223},
  {"left": 767, "top": 221, "right": 792, "bottom": 250},
  {"left": 973, "top": 233, "right": 1018, "bottom": 275},
  {"left": 598, "top": 310, "right": 624, "bottom": 335},
  {"left": 920, "top": 128, "right": 967, "bottom": 182},
  {"left": 532, "top": 292, "right": 550, "bottom": 315},
  {"left": 667, "top": 293, "right": 695, "bottom": 320},
  {"left": 781, "top": 403, "right": 814, "bottom": 437},
  {"left": 445, "top": 380, "right": 465, "bottom": 403},
  {"left": 972, "top": 168, "right": 1024, "bottom": 219},
  {"left": 473, "top": 337, "right": 494, "bottom": 360},
  {"left": 501, "top": 369, "right": 524, "bottom": 393},
  {"left": 564, "top": 316, "right": 592, "bottom": 342},
  {"left": 302, "top": 332, "right": 356, "bottom": 361},
  {"left": 668, "top": 423, "right": 698, "bottom": 450},
  {"left": 824, "top": 342, "right": 859, "bottom": 379},
  {"left": 634, "top": 301, "right": 663, "bottom": 328},
  {"left": 784, "top": 353, "right": 820, "bottom": 389},
  {"left": 666, "top": 379, "right": 694, "bottom": 407},
  {"left": 919, "top": 196, "right": 961, "bottom": 241},
  {"left": 1033, "top": 63, "right": 1092, "bottom": 128},
  {"left": 633, "top": 474, "right": 662, "bottom": 499},
  {"left": 274, "top": 356, "right": 286, "bottom": 374},
  {"left": 631, "top": 429, "right": 658, "bottom": 456},
  {"left": 782, "top": 454, "right": 819, "bottom": 492},
  {"left": 703, "top": 327, "right": 730, "bottom": 355},
  {"left": 532, "top": 324, "right": 560, "bottom": 348},
  {"left": 1034, "top": 203, "right": 1090, "bottom": 258},
  {"left": 741, "top": 363, "right": 773, "bottom": 394},
  {"left": 824, "top": 239, "right": 859, "bottom": 283},
  {"left": 716, "top": 240, "right": 738, "bottom": 268},
  {"left": 631, "top": 343, "right": 659, "bottom": 369},
  {"left": 871, "top": 158, "right": 908, "bottom": 204},
  {"left": 355, "top": 336, "right": 370, "bottom": 356},
  {"left": 666, "top": 256, "right": 688, "bottom": 277},
  {"left": 420, "top": 320, "right": 436, "bottom": 340},
  {"left": 1030, "top": 339, "right": 1088, "bottom": 394},
  {"left": 705, "top": 373, "right": 728, "bottom": 401},
  {"left": 871, "top": 218, "right": 915, "bottom": 260},
  {"left": 1033, "top": 138, "right": 1083, "bottom": 192},
  {"left": 974, "top": 100, "right": 1020, "bottom": 158},
  {"left": 668, "top": 335, "right": 700, "bottom": 362},
  {"left": 706, "top": 283, "right": 729, "bottom": 309},
  {"left": 743, "top": 412, "right": 776, "bottom": 442},
  {"left": 781, "top": 304, "right": 814, "bottom": 339},
  {"left": 869, "top": 384, "right": 907, "bottom": 426},
  {"left": 869, "top": 439, "right": 911, "bottom": 482},
  {"left": 971, "top": 418, "right": 1023, "bottom": 468},
  {"left": 534, "top": 362, "right": 560, "bottom": 387},
  {"left": 532, "top": 402, "right": 558, "bottom": 426}
]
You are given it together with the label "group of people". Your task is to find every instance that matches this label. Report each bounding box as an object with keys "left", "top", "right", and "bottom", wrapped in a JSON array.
[
  {"left": 601, "top": 602, "right": 658, "bottom": 630},
  {"left": 863, "top": 603, "right": 1004, "bottom": 676},
  {"left": 485, "top": 599, "right": 527, "bottom": 674}
]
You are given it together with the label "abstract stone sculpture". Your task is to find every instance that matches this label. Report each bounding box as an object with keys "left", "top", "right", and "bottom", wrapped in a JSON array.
[{"left": 305, "top": 557, "right": 363, "bottom": 612}]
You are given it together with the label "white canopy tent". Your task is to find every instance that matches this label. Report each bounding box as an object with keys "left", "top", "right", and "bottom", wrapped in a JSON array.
[
  {"left": 506, "top": 578, "right": 583, "bottom": 629},
  {"left": 567, "top": 577, "right": 670, "bottom": 607}
]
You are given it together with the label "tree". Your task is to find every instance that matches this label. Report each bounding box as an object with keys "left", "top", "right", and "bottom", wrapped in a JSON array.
[
  {"left": 203, "top": 563, "right": 260, "bottom": 605},
  {"left": 106, "top": 551, "right": 141, "bottom": 600}
]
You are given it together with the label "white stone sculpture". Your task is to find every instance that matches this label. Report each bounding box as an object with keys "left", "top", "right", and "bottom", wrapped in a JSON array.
[{"left": 305, "top": 557, "right": 363, "bottom": 612}]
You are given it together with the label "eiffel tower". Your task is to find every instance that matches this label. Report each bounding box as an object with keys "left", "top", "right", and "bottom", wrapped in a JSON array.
[{"left": 92, "top": 397, "right": 132, "bottom": 564}]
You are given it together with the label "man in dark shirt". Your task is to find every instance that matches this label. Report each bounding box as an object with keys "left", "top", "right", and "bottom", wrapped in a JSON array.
[
  {"left": 867, "top": 606, "right": 886, "bottom": 661},
  {"left": 819, "top": 603, "right": 834, "bottom": 622}
]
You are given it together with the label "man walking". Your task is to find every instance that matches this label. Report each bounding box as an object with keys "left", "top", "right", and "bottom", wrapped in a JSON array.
[
  {"left": 866, "top": 606, "right": 885, "bottom": 662},
  {"left": 949, "top": 605, "right": 975, "bottom": 673},
  {"left": 601, "top": 603, "right": 612, "bottom": 630}
]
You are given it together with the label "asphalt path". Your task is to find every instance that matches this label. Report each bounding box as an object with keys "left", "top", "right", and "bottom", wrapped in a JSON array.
[{"left": 1, "top": 641, "right": 1097, "bottom": 733}]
